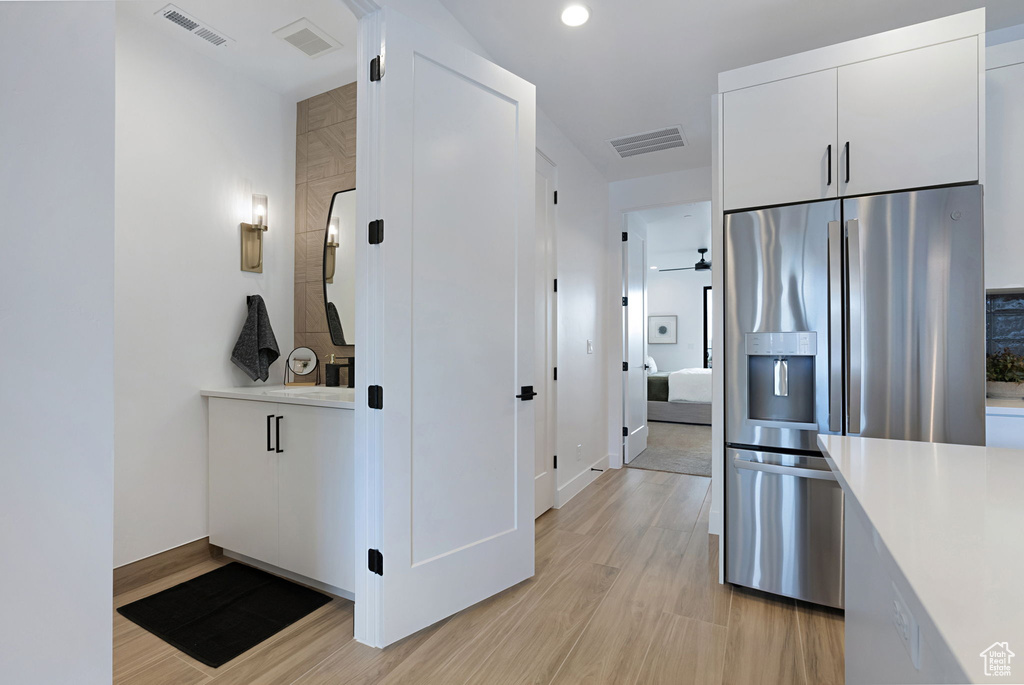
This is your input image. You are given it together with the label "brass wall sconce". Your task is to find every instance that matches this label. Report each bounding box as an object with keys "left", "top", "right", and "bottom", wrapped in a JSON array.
[
  {"left": 241, "top": 194, "right": 268, "bottom": 273},
  {"left": 324, "top": 216, "right": 340, "bottom": 283}
]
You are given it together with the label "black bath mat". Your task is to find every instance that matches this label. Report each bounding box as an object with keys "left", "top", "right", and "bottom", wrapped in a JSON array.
[{"left": 116, "top": 562, "right": 331, "bottom": 668}]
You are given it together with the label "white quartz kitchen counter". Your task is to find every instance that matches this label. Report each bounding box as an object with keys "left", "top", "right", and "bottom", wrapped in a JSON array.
[
  {"left": 818, "top": 435, "right": 1024, "bottom": 682},
  {"left": 201, "top": 385, "right": 355, "bottom": 409},
  {"left": 986, "top": 398, "right": 1024, "bottom": 416}
]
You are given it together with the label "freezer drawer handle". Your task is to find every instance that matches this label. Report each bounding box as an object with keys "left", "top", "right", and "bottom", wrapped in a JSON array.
[{"left": 732, "top": 456, "right": 838, "bottom": 481}]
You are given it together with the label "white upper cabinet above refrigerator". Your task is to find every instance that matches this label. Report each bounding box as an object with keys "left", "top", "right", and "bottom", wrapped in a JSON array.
[
  {"left": 719, "top": 10, "right": 984, "bottom": 212},
  {"left": 838, "top": 37, "right": 979, "bottom": 198},
  {"left": 724, "top": 70, "right": 838, "bottom": 211}
]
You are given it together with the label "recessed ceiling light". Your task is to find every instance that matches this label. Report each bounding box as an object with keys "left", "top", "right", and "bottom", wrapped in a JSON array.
[
  {"left": 561, "top": 5, "right": 590, "bottom": 27},
  {"left": 650, "top": 266, "right": 659, "bottom": 270}
]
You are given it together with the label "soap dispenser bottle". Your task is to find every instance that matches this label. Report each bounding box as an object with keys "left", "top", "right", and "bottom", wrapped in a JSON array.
[{"left": 325, "top": 354, "right": 341, "bottom": 387}]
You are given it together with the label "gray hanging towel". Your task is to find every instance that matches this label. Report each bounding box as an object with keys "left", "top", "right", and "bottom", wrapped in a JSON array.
[
  {"left": 327, "top": 301, "right": 347, "bottom": 346},
  {"left": 231, "top": 295, "right": 280, "bottom": 382}
]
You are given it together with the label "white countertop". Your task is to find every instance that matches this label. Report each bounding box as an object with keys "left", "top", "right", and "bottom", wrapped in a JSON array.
[
  {"left": 201, "top": 385, "right": 355, "bottom": 409},
  {"left": 818, "top": 435, "right": 1024, "bottom": 681},
  {"left": 986, "top": 398, "right": 1024, "bottom": 416}
]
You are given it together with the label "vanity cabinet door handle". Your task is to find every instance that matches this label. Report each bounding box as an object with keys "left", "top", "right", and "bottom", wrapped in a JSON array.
[
  {"left": 275, "top": 415, "right": 284, "bottom": 453},
  {"left": 267, "top": 415, "right": 274, "bottom": 452}
]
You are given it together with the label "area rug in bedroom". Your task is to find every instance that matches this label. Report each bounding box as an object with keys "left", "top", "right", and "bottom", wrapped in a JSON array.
[{"left": 628, "top": 422, "right": 712, "bottom": 477}]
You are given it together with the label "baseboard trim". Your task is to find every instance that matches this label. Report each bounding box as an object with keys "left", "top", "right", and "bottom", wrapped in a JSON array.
[
  {"left": 222, "top": 550, "right": 355, "bottom": 602},
  {"left": 554, "top": 455, "right": 610, "bottom": 508},
  {"left": 113, "top": 537, "right": 222, "bottom": 597}
]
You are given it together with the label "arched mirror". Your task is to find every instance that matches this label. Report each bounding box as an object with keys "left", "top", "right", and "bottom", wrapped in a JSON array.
[{"left": 323, "top": 189, "right": 356, "bottom": 346}]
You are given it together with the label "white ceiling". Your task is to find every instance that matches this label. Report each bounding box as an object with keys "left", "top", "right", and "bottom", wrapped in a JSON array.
[
  {"left": 438, "top": 0, "right": 1024, "bottom": 181},
  {"left": 119, "top": 0, "right": 358, "bottom": 102},
  {"left": 635, "top": 201, "right": 712, "bottom": 270}
]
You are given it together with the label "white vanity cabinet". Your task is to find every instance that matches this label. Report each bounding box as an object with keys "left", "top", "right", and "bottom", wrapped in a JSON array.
[
  {"left": 207, "top": 393, "right": 354, "bottom": 594},
  {"left": 722, "top": 26, "right": 982, "bottom": 211}
]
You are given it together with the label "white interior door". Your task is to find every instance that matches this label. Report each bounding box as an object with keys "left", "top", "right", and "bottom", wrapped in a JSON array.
[
  {"left": 623, "top": 233, "right": 648, "bottom": 463},
  {"left": 534, "top": 152, "right": 557, "bottom": 518},
  {"left": 355, "top": 7, "right": 536, "bottom": 648}
]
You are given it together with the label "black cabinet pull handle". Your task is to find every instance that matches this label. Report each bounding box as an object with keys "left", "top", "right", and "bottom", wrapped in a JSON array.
[
  {"left": 826, "top": 144, "right": 832, "bottom": 186},
  {"left": 516, "top": 386, "right": 537, "bottom": 401},
  {"left": 267, "top": 415, "right": 274, "bottom": 452},
  {"left": 275, "top": 416, "right": 284, "bottom": 453},
  {"left": 844, "top": 141, "right": 850, "bottom": 184}
]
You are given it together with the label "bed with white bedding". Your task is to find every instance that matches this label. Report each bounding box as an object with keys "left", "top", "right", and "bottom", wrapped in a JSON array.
[{"left": 646, "top": 367, "right": 712, "bottom": 425}]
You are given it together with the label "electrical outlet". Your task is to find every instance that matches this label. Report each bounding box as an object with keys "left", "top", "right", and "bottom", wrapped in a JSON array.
[
  {"left": 891, "top": 582, "right": 920, "bottom": 670},
  {"left": 576, "top": 444, "right": 582, "bottom": 461}
]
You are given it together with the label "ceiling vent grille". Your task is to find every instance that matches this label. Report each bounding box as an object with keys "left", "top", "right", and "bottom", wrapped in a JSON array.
[
  {"left": 609, "top": 126, "right": 687, "bottom": 158},
  {"left": 273, "top": 19, "right": 342, "bottom": 59},
  {"left": 156, "top": 5, "right": 232, "bottom": 47}
]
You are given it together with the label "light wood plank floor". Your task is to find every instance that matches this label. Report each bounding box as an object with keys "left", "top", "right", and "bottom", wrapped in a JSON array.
[{"left": 114, "top": 468, "right": 844, "bottom": 685}]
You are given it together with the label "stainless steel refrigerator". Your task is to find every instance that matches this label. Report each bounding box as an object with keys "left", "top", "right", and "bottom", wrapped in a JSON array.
[{"left": 724, "top": 184, "right": 985, "bottom": 608}]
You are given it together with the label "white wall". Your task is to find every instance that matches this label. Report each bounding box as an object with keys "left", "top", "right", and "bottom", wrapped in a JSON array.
[
  {"left": 537, "top": 110, "right": 612, "bottom": 506},
  {"left": 985, "top": 28, "right": 1024, "bottom": 291},
  {"left": 646, "top": 270, "right": 711, "bottom": 371},
  {"left": 0, "top": 3, "right": 115, "bottom": 682},
  {"left": 606, "top": 167, "right": 712, "bottom": 465},
  {"left": 114, "top": 10, "right": 296, "bottom": 567}
]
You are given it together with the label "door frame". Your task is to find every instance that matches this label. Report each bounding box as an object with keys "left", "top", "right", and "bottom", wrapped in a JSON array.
[
  {"left": 535, "top": 149, "right": 558, "bottom": 517},
  {"left": 703, "top": 285, "right": 712, "bottom": 368},
  {"left": 611, "top": 199, "right": 713, "bottom": 469},
  {"left": 621, "top": 230, "right": 648, "bottom": 464}
]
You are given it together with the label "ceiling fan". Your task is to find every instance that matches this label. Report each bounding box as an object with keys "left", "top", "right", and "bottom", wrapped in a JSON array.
[{"left": 659, "top": 248, "right": 711, "bottom": 272}]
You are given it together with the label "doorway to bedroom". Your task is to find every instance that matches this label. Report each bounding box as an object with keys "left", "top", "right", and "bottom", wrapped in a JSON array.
[{"left": 622, "top": 200, "right": 713, "bottom": 477}]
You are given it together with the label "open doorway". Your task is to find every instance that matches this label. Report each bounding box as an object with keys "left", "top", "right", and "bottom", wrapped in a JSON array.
[{"left": 622, "top": 200, "right": 713, "bottom": 477}]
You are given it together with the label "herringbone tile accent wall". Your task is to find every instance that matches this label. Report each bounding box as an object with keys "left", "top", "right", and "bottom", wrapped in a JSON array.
[{"left": 294, "top": 82, "right": 356, "bottom": 382}]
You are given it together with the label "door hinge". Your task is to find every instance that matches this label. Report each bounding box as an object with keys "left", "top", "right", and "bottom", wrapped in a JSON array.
[
  {"left": 368, "top": 385, "right": 383, "bottom": 410},
  {"left": 623, "top": 426, "right": 629, "bottom": 437},
  {"left": 553, "top": 366, "right": 557, "bottom": 381},
  {"left": 622, "top": 296, "right": 628, "bottom": 307},
  {"left": 553, "top": 455, "right": 557, "bottom": 469},
  {"left": 368, "top": 219, "right": 384, "bottom": 245},
  {"left": 553, "top": 190, "right": 558, "bottom": 205},
  {"left": 368, "top": 548, "right": 383, "bottom": 576},
  {"left": 623, "top": 361, "right": 628, "bottom": 371},
  {"left": 622, "top": 231, "right": 628, "bottom": 242},
  {"left": 369, "top": 55, "right": 384, "bottom": 82}
]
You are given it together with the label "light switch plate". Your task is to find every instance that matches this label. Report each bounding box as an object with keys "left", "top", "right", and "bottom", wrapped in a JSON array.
[{"left": 587, "top": 340, "right": 594, "bottom": 354}]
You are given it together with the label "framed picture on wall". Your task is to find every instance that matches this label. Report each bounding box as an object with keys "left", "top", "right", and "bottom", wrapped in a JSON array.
[{"left": 648, "top": 315, "right": 677, "bottom": 344}]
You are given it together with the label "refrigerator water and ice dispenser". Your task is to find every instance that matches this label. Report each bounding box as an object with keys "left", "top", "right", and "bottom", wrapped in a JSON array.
[{"left": 745, "top": 332, "right": 816, "bottom": 425}]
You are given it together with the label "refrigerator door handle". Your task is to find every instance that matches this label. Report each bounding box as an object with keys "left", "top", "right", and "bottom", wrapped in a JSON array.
[
  {"left": 847, "top": 218, "right": 862, "bottom": 434},
  {"left": 828, "top": 221, "right": 842, "bottom": 433},
  {"left": 732, "top": 455, "right": 838, "bottom": 481}
]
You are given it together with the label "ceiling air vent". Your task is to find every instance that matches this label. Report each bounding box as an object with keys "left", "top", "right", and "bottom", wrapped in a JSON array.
[
  {"left": 156, "top": 5, "right": 232, "bottom": 47},
  {"left": 273, "top": 19, "right": 342, "bottom": 59},
  {"left": 609, "top": 126, "right": 687, "bottom": 158}
]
